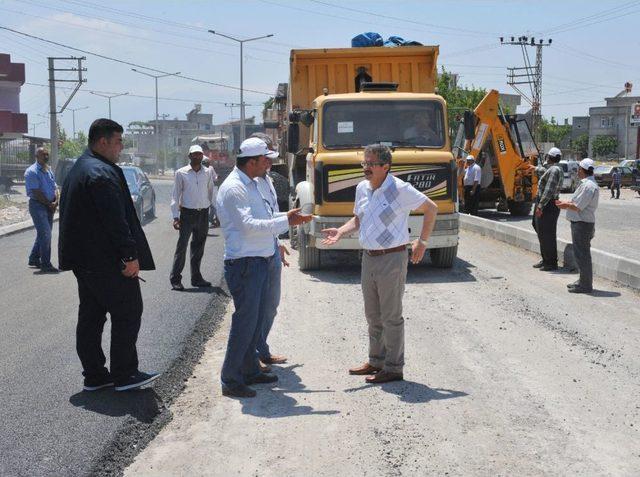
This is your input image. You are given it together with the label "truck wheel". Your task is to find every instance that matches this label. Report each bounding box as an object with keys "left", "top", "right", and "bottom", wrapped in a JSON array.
[
  {"left": 429, "top": 245, "right": 457, "bottom": 268},
  {"left": 508, "top": 200, "right": 532, "bottom": 216},
  {"left": 297, "top": 225, "right": 320, "bottom": 270},
  {"left": 269, "top": 171, "right": 290, "bottom": 211}
]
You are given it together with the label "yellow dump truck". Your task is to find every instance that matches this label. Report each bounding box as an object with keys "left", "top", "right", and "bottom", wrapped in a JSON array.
[{"left": 285, "top": 46, "right": 459, "bottom": 270}]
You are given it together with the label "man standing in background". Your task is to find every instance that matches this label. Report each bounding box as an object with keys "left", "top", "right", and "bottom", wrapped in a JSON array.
[
  {"left": 24, "top": 147, "right": 59, "bottom": 273},
  {"left": 170, "top": 144, "right": 215, "bottom": 290},
  {"left": 610, "top": 167, "right": 621, "bottom": 199},
  {"left": 463, "top": 154, "right": 481, "bottom": 215}
]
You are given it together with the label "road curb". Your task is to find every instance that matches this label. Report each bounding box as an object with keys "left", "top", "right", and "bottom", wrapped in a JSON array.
[
  {"left": 0, "top": 214, "right": 59, "bottom": 239},
  {"left": 460, "top": 214, "right": 640, "bottom": 291}
]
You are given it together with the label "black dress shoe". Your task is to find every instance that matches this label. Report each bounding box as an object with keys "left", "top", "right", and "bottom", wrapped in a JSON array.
[
  {"left": 532, "top": 260, "right": 545, "bottom": 268},
  {"left": 566, "top": 281, "right": 580, "bottom": 288},
  {"left": 171, "top": 282, "right": 184, "bottom": 291},
  {"left": 191, "top": 279, "right": 211, "bottom": 287},
  {"left": 222, "top": 384, "right": 256, "bottom": 398},
  {"left": 568, "top": 286, "right": 592, "bottom": 294},
  {"left": 245, "top": 373, "right": 278, "bottom": 385},
  {"left": 28, "top": 259, "right": 41, "bottom": 268},
  {"left": 540, "top": 265, "right": 558, "bottom": 271}
]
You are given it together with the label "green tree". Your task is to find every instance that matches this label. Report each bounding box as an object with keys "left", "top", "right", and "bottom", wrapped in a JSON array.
[
  {"left": 572, "top": 134, "right": 589, "bottom": 158},
  {"left": 437, "top": 68, "right": 486, "bottom": 134},
  {"left": 58, "top": 127, "right": 87, "bottom": 159},
  {"left": 263, "top": 96, "right": 275, "bottom": 113},
  {"left": 591, "top": 135, "right": 618, "bottom": 158},
  {"left": 538, "top": 117, "right": 571, "bottom": 145}
]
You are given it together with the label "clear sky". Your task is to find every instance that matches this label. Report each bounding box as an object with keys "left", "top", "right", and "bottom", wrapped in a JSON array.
[{"left": 1, "top": 0, "right": 638, "bottom": 139}]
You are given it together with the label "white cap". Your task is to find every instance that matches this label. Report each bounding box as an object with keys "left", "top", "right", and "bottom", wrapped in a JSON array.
[
  {"left": 237, "top": 137, "right": 278, "bottom": 159},
  {"left": 189, "top": 145, "right": 203, "bottom": 155},
  {"left": 579, "top": 158, "right": 594, "bottom": 170},
  {"left": 548, "top": 147, "right": 562, "bottom": 158},
  {"left": 466, "top": 154, "right": 475, "bottom": 161}
]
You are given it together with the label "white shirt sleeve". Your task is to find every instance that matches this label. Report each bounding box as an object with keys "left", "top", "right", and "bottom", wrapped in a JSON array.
[
  {"left": 398, "top": 182, "right": 428, "bottom": 213},
  {"left": 353, "top": 182, "right": 363, "bottom": 215},
  {"left": 170, "top": 172, "right": 182, "bottom": 219},
  {"left": 473, "top": 165, "right": 482, "bottom": 183},
  {"left": 223, "top": 186, "right": 289, "bottom": 235}
]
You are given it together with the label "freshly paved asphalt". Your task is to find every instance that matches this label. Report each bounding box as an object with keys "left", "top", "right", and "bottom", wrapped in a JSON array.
[{"left": 0, "top": 180, "right": 228, "bottom": 476}]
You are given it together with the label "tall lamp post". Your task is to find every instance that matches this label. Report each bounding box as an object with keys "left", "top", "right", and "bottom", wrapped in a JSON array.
[
  {"left": 30, "top": 121, "right": 45, "bottom": 137},
  {"left": 66, "top": 105, "right": 89, "bottom": 139},
  {"left": 131, "top": 69, "right": 180, "bottom": 172},
  {"left": 90, "top": 91, "right": 128, "bottom": 119},
  {"left": 208, "top": 30, "right": 273, "bottom": 142}
]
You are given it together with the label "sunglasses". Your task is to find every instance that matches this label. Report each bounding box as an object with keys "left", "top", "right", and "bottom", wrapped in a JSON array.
[{"left": 360, "top": 161, "right": 385, "bottom": 168}]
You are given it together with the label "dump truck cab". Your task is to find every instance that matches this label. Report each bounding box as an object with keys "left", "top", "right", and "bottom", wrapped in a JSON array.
[{"left": 290, "top": 87, "right": 459, "bottom": 269}]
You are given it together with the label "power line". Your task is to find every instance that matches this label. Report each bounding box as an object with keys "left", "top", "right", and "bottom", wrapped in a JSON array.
[
  {"left": 308, "top": 0, "right": 496, "bottom": 37},
  {"left": 0, "top": 26, "right": 273, "bottom": 96},
  {"left": 542, "top": 0, "right": 640, "bottom": 34}
]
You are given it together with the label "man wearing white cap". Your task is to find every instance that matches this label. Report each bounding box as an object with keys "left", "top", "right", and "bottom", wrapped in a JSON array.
[
  {"left": 556, "top": 158, "right": 599, "bottom": 293},
  {"left": 216, "top": 137, "right": 311, "bottom": 398},
  {"left": 532, "top": 147, "right": 563, "bottom": 271},
  {"left": 169, "top": 144, "right": 216, "bottom": 290},
  {"left": 463, "top": 154, "right": 481, "bottom": 215}
]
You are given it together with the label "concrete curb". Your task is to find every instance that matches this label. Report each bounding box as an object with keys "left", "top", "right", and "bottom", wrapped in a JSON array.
[
  {"left": 0, "top": 214, "right": 59, "bottom": 239},
  {"left": 459, "top": 214, "right": 640, "bottom": 291}
]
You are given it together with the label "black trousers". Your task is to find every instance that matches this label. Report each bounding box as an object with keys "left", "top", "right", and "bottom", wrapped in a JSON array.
[
  {"left": 170, "top": 208, "right": 209, "bottom": 283},
  {"left": 610, "top": 183, "right": 620, "bottom": 199},
  {"left": 73, "top": 270, "right": 143, "bottom": 383},
  {"left": 464, "top": 186, "right": 480, "bottom": 215},
  {"left": 533, "top": 200, "right": 560, "bottom": 266}
]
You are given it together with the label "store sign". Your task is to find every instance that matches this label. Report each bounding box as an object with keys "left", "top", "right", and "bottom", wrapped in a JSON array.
[{"left": 631, "top": 102, "right": 640, "bottom": 126}]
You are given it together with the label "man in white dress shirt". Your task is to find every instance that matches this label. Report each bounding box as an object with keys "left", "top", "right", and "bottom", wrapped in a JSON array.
[
  {"left": 169, "top": 144, "right": 215, "bottom": 290},
  {"left": 322, "top": 143, "right": 438, "bottom": 384},
  {"left": 216, "top": 137, "right": 311, "bottom": 398},
  {"left": 250, "top": 132, "right": 289, "bottom": 368},
  {"left": 463, "top": 154, "right": 482, "bottom": 215}
]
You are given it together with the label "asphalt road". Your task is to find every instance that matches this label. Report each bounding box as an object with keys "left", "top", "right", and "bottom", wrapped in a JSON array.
[
  {"left": 0, "top": 180, "right": 228, "bottom": 476},
  {"left": 476, "top": 187, "right": 640, "bottom": 262}
]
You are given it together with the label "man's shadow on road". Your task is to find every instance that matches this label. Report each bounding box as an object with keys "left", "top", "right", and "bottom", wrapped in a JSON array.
[
  {"left": 69, "top": 388, "right": 161, "bottom": 424},
  {"left": 237, "top": 364, "right": 340, "bottom": 419},
  {"left": 344, "top": 380, "right": 468, "bottom": 404}
]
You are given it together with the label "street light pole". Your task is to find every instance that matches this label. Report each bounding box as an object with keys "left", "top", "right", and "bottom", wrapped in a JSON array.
[
  {"left": 208, "top": 30, "right": 274, "bottom": 142},
  {"left": 67, "top": 106, "right": 89, "bottom": 139},
  {"left": 90, "top": 91, "right": 128, "bottom": 119},
  {"left": 131, "top": 69, "right": 180, "bottom": 172}
]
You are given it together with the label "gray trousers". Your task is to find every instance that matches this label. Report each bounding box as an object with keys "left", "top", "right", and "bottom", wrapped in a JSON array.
[
  {"left": 361, "top": 250, "right": 408, "bottom": 374},
  {"left": 570, "top": 221, "right": 595, "bottom": 291}
]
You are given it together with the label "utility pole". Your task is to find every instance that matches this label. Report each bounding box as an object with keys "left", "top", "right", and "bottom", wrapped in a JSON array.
[
  {"left": 131, "top": 69, "right": 180, "bottom": 172},
  {"left": 500, "top": 36, "right": 552, "bottom": 143},
  {"left": 224, "top": 102, "right": 242, "bottom": 121},
  {"left": 48, "top": 57, "right": 86, "bottom": 169},
  {"left": 66, "top": 105, "right": 89, "bottom": 139},
  {"left": 209, "top": 30, "right": 274, "bottom": 142},
  {"left": 90, "top": 91, "right": 128, "bottom": 119}
]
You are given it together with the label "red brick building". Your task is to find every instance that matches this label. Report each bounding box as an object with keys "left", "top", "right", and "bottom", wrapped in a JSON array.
[{"left": 0, "top": 53, "right": 28, "bottom": 138}]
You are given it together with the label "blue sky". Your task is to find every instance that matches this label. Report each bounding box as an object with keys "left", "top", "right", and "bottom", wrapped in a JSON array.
[{"left": 1, "top": 0, "right": 639, "bottom": 138}]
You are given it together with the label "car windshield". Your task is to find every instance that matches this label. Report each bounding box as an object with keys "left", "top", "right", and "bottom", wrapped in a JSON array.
[
  {"left": 122, "top": 167, "right": 139, "bottom": 192},
  {"left": 595, "top": 166, "right": 612, "bottom": 173},
  {"left": 322, "top": 100, "right": 445, "bottom": 149}
]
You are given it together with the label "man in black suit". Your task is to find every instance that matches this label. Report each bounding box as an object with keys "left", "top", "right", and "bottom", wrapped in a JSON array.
[{"left": 59, "top": 118, "right": 160, "bottom": 392}]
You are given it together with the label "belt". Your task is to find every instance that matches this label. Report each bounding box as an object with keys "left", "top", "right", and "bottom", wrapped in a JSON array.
[
  {"left": 181, "top": 207, "right": 208, "bottom": 212},
  {"left": 365, "top": 244, "right": 408, "bottom": 257}
]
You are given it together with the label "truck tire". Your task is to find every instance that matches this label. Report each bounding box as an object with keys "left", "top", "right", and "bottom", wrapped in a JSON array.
[
  {"left": 269, "top": 171, "right": 290, "bottom": 211},
  {"left": 297, "top": 225, "right": 320, "bottom": 270},
  {"left": 508, "top": 200, "right": 532, "bottom": 216},
  {"left": 429, "top": 245, "right": 457, "bottom": 268}
]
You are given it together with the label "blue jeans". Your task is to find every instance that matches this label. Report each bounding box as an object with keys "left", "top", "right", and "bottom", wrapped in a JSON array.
[
  {"left": 28, "top": 200, "right": 54, "bottom": 267},
  {"left": 257, "top": 254, "right": 282, "bottom": 360},
  {"left": 221, "top": 256, "right": 270, "bottom": 388}
]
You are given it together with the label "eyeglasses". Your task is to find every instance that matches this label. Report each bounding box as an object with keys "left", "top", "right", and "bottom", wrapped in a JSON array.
[{"left": 360, "top": 161, "right": 385, "bottom": 168}]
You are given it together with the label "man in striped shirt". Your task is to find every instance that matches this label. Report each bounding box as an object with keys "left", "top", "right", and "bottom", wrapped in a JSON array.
[{"left": 533, "top": 147, "right": 563, "bottom": 271}]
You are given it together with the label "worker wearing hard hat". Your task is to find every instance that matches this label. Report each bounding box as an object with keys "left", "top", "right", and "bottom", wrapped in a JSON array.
[
  {"left": 556, "top": 158, "right": 599, "bottom": 293},
  {"left": 532, "top": 147, "right": 563, "bottom": 271},
  {"left": 463, "top": 154, "right": 481, "bottom": 215}
]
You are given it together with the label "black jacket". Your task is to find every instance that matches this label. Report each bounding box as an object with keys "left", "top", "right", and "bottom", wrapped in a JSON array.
[{"left": 58, "top": 148, "right": 155, "bottom": 273}]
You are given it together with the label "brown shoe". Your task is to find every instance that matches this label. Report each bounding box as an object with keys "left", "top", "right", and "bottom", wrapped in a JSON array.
[
  {"left": 348, "top": 363, "right": 381, "bottom": 375},
  {"left": 259, "top": 362, "right": 272, "bottom": 373},
  {"left": 262, "top": 354, "right": 287, "bottom": 365},
  {"left": 365, "top": 370, "right": 403, "bottom": 384}
]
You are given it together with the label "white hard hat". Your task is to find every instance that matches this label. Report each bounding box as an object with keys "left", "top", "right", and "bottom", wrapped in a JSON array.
[
  {"left": 548, "top": 147, "right": 562, "bottom": 158},
  {"left": 579, "top": 158, "right": 594, "bottom": 170},
  {"left": 237, "top": 137, "right": 278, "bottom": 159},
  {"left": 465, "top": 154, "right": 475, "bottom": 161},
  {"left": 188, "top": 145, "right": 203, "bottom": 155}
]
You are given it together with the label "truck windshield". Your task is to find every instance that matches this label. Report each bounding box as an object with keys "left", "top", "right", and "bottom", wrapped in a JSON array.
[{"left": 322, "top": 100, "right": 445, "bottom": 149}]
